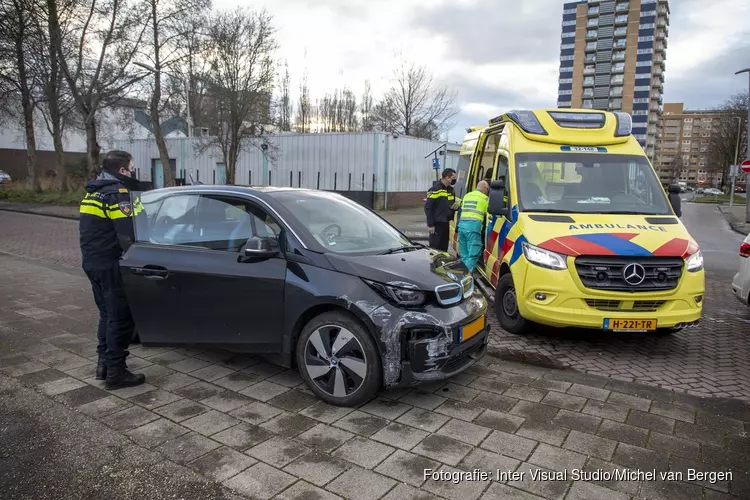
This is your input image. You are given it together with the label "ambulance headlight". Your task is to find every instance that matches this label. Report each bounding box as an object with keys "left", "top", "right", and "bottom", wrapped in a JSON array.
[
  {"left": 686, "top": 251, "right": 703, "bottom": 272},
  {"left": 522, "top": 242, "right": 568, "bottom": 270},
  {"left": 614, "top": 112, "right": 632, "bottom": 137}
]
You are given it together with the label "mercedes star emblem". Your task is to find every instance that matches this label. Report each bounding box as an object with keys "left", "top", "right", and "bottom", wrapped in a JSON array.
[{"left": 622, "top": 262, "right": 646, "bottom": 286}]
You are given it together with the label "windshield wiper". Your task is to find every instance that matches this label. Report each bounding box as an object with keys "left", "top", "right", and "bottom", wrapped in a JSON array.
[
  {"left": 527, "top": 209, "right": 577, "bottom": 213},
  {"left": 599, "top": 210, "right": 660, "bottom": 215},
  {"left": 379, "top": 245, "right": 422, "bottom": 255}
]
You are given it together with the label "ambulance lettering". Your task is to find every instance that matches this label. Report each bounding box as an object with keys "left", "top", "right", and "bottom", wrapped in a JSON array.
[{"left": 568, "top": 224, "right": 667, "bottom": 232}]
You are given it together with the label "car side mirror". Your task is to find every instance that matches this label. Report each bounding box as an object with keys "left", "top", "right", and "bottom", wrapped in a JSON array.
[
  {"left": 244, "top": 236, "right": 278, "bottom": 258},
  {"left": 487, "top": 184, "right": 508, "bottom": 216},
  {"left": 668, "top": 184, "right": 681, "bottom": 194}
]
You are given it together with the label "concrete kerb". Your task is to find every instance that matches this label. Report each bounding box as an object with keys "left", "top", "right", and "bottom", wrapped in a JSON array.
[
  {"left": 718, "top": 205, "right": 750, "bottom": 236},
  {"left": 0, "top": 203, "right": 79, "bottom": 221}
]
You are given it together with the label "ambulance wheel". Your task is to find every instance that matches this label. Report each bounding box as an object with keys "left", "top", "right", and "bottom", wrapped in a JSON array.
[{"left": 495, "top": 274, "right": 531, "bottom": 335}]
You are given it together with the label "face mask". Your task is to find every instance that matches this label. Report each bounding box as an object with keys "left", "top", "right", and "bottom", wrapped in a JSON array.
[{"left": 450, "top": 178, "right": 457, "bottom": 186}]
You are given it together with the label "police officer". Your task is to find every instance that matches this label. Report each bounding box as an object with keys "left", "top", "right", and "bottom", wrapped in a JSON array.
[
  {"left": 457, "top": 180, "right": 489, "bottom": 272},
  {"left": 425, "top": 168, "right": 458, "bottom": 251},
  {"left": 80, "top": 150, "right": 146, "bottom": 390}
]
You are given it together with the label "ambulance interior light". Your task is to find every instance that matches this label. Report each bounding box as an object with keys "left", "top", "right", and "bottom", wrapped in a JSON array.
[{"left": 613, "top": 112, "right": 632, "bottom": 136}]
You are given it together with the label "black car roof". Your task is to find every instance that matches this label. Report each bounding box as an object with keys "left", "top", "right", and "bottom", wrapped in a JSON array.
[{"left": 140, "top": 184, "right": 338, "bottom": 200}]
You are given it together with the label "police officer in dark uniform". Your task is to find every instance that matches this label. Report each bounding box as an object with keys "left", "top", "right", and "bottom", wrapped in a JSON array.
[
  {"left": 80, "top": 150, "right": 146, "bottom": 390},
  {"left": 425, "top": 168, "right": 458, "bottom": 251}
]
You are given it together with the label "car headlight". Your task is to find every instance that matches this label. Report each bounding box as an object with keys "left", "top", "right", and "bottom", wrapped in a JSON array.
[
  {"left": 363, "top": 279, "right": 426, "bottom": 307},
  {"left": 522, "top": 242, "right": 568, "bottom": 270},
  {"left": 686, "top": 250, "right": 703, "bottom": 272}
]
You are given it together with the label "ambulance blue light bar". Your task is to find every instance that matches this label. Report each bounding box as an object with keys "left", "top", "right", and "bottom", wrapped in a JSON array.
[
  {"left": 494, "top": 110, "right": 548, "bottom": 135},
  {"left": 548, "top": 111, "right": 606, "bottom": 129},
  {"left": 613, "top": 111, "right": 632, "bottom": 136}
]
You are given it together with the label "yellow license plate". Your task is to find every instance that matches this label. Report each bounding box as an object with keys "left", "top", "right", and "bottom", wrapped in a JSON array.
[
  {"left": 461, "top": 316, "right": 485, "bottom": 342},
  {"left": 604, "top": 318, "right": 657, "bottom": 332}
]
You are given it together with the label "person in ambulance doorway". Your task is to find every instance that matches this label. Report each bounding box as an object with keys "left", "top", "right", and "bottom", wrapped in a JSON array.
[
  {"left": 425, "top": 168, "right": 458, "bottom": 251},
  {"left": 457, "top": 180, "right": 490, "bottom": 272},
  {"left": 79, "top": 150, "right": 147, "bottom": 390}
]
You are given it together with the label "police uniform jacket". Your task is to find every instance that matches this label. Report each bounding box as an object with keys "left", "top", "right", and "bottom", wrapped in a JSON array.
[{"left": 425, "top": 180, "right": 456, "bottom": 227}]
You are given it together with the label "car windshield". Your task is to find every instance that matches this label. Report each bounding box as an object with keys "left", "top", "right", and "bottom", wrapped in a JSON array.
[
  {"left": 514, "top": 153, "right": 672, "bottom": 215},
  {"left": 270, "top": 190, "right": 413, "bottom": 254}
]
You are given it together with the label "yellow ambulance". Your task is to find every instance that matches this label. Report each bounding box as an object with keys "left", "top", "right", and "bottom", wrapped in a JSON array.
[{"left": 449, "top": 109, "right": 704, "bottom": 335}]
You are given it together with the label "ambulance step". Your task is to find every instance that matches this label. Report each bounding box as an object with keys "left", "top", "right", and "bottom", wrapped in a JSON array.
[{"left": 472, "top": 272, "right": 495, "bottom": 304}]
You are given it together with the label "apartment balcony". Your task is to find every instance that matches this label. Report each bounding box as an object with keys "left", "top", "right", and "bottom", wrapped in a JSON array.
[
  {"left": 583, "top": 78, "right": 595, "bottom": 87},
  {"left": 583, "top": 68, "right": 596, "bottom": 76},
  {"left": 611, "top": 65, "right": 625, "bottom": 74},
  {"left": 657, "top": 18, "right": 667, "bottom": 28},
  {"left": 586, "top": 32, "right": 598, "bottom": 40},
  {"left": 616, "top": 2, "right": 629, "bottom": 12},
  {"left": 614, "top": 27, "right": 628, "bottom": 37},
  {"left": 656, "top": 30, "right": 666, "bottom": 40},
  {"left": 615, "top": 15, "right": 628, "bottom": 25},
  {"left": 585, "top": 55, "right": 596, "bottom": 63},
  {"left": 585, "top": 42, "right": 598, "bottom": 52},
  {"left": 655, "top": 43, "right": 666, "bottom": 52},
  {"left": 612, "top": 52, "right": 626, "bottom": 62},
  {"left": 654, "top": 68, "right": 663, "bottom": 77},
  {"left": 588, "top": 7, "right": 600, "bottom": 16},
  {"left": 587, "top": 19, "right": 599, "bottom": 27},
  {"left": 613, "top": 40, "right": 627, "bottom": 49}
]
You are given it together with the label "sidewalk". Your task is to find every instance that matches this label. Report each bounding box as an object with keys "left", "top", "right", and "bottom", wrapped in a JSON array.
[
  {"left": 0, "top": 201, "right": 79, "bottom": 220},
  {"left": 718, "top": 205, "right": 750, "bottom": 236}
]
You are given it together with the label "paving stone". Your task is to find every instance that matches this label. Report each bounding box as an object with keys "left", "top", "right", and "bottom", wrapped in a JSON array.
[
  {"left": 147, "top": 350, "right": 190, "bottom": 365},
  {"left": 421, "top": 464, "right": 491, "bottom": 500},
  {"left": 166, "top": 357, "right": 213, "bottom": 373},
  {"left": 222, "top": 462, "right": 296, "bottom": 499},
  {"left": 189, "top": 364, "right": 235, "bottom": 383},
  {"left": 670, "top": 455, "right": 732, "bottom": 493},
  {"left": 200, "top": 391, "right": 254, "bottom": 413},
  {"left": 212, "top": 423, "right": 274, "bottom": 451},
  {"left": 503, "top": 385, "right": 548, "bottom": 403},
  {"left": 360, "top": 397, "right": 412, "bottom": 420},
  {"left": 374, "top": 449, "right": 441, "bottom": 487},
  {"left": 283, "top": 451, "right": 351, "bottom": 487},
  {"left": 529, "top": 443, "right": 586, "bottom": 471},
  {"left": 125, "top": 418, "right": 189, "bottom": 448},
  {"left": 480, "top": 482, "right": 547, "bottom": 500},
  {"left": 189, "top": 446, "right": 257, "bottom": 482},
  {"left": 564, "top": 481, "right": 630, "bottom": 500},
  {"left": 480, "top": 430, "right": 539, "bottom": 462},
  {"left": 510, "top": 400, "right": 560, "bottom": 422},
  {"left": 435, "top": 382, "right": 481, "bottom": 403},
  {"left": 299, "top": 400, "right": 355, "bottom": 424},
  {"left": 229, "top": 401, "right": 284, "bottom": 425},
  {"left": 396, "top": 408, "right": 450, "bottom": 433},
  {"left": 540, "top": 390, "right": 588, "bottom": 411},
  {"left": 193, "top": 349, "right": 236, "bottom": 363},
  {"left": 213, "top": 372, "right": 263, "bottom": 392},
  {"left": 581, "top": 458, "right": 641, "bottom": 496},
  {"left": 468, "top": 376, "right": 511, "bottom": 395},
  {"left": 647, "top": 431, "right": 701, "bottom": 461},
  {"left": 650, "top": 401, "right": 696, "bottom": 423},
  {"left": 137, "top": 363, "right": 176, "bottom": 381},
  {"left": 297, "top": 423, "right": 355, "bottom": 452},
  {"left": 695, "top": 412, "right": 746, "bottom": 434},
  {"left": 380, "top": 387, "right": 413, "bottom": 401},
  {"left": 612, "top": 442, "right": 669, "bottom": 472},
  {"left": 128, "top": 389, "right": 182, "bottom": 410},
  {"left": 326, "top": 466, "right": 397, "bottom": 500},
  {"left": 473, "top": 409, "right": 525, "bottom": 433},
  {"left": 276, "top": 481, "right": 341, "bottom": 500},
  {"left": 241, "top": 361, "right": 285, "bottom": 378},
  {"left": 367, "top": 421, "right": 428, "bottom": 451},
  {"left": 597, "top": 419, "right": 649, "bottom": 447},
  {"left": 334, "top": 410, "right": 389, "bottom": 437},
  {"left": 218, "top": 354, "right": 261, "bottom": 370},
  {"left": 266, "top": 369, "right": 303, "bottom": 388},
  {"left": 436, "top": 418, "right": 492, "bottom": 446},
  {"left": 674, "top": 420, "right": 726, "bottom": 446},
  {"left": 260, "top": 412, "right": 317, "bottom": 438},
  {"left": 55, "top": 384, "right": 109, "bottom": 407},
  {"left": 100, "top": 405, "right": 160, "bottom": 432},
  {"left": 516, "top": 420, "right": 569, "bottom": 447},
  {"left": 552, "top": 409, "right": 601, "bottom": 434},
  {"left": 108, "top": 382, "right": 157, "bottom": 399},
  {"left": 411, "top": 434, "right": 473, "bottom": 466},
  {"left": 17, "top": 368, "right": 68, "bottom": 386},
  {"left": 638, "top": 477, "right": 704, "bottom": 500},
  {"left": 38, "top": 377, "right": 87, "bottom": 396},
  {"left": 507, "top": 462, "right": 570, "bottom": 500},
  {"left": 151, "top": 372, "right": 199, "bottom": 391},
  {"left": 626, "top": 409, "right": 676, "bottom": 434},
  {"left": 434, "top": 400, "right": 484, "bottom": 421},
  {"left": 398, "top": 390, "right": 447, "bottom": 410},
  {"left": 1, "top": 360, "right": 48, "bottom": 377},
  {"left": 470, "top": 392, "right": 519, "bottom": 413},
  {"left": 726, "top": 433, "right": 750, "bottom": 455},
  {"left": 182, "top": 410, "right": 240, "bottom": 436},
  {"left": 457, "top": 447, "right": 520, "bottom": 476},
  {"left": 563, "top": 429, "right": 617, "bottom": 461},
  {"left": 567, "top": 383, "right": 610, "bottom": 402},
  {"left": 240, "top": 380, "right": 290, "bottom": 402},
  {"left": 606, "top": 391, "right": 652, "bottom": 412},
  {"left": 333, "top": 436, "right": 396, "bottom": 469},
  {"left": 267, "top": 389, "right": 318, "bottom": 412},
  {"left": 154, "top": 399, "right": 211, "bottom": 423},
  {"left": 581, "top": 400, "right": 629, "bottom": 423},
  {"left": 382, "top": 483, "right": 441, "bottom": 500},
  {"left": 174, "top": 381, "right": 225, "bottom": 401},
  {"left": 77, "top": 395, "right": 132, "bottom": 418},
  {"left": 246, "top": 436, "right": 310, "bottom": 467}
]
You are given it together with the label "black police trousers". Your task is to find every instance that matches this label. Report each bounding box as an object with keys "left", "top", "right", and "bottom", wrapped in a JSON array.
[
  {"left": 84, "top": 264, "right": 135, "bottom": 368},
  {"left": 429, "top": 222, "right": 450, "bottom": 251}
]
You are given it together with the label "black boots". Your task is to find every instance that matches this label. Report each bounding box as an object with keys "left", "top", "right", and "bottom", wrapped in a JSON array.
[
  {"left": 105, "top": 364, "right": 145, "bottom": 390},
  {"left": 96, "top": 350, "right": 130, "bottom": 381}
]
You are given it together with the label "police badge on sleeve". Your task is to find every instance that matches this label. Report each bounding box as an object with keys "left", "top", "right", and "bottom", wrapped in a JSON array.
[{"left": 119, "top": 200, "right": 132, "bottom": 215}]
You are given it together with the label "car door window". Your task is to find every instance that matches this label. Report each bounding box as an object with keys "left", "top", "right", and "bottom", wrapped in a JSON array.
[{"left": 150, "top": 194, "right": 200, "bottom": 245}]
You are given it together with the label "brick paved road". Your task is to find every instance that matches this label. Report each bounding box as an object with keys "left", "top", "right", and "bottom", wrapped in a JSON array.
[
  {"left": 2, "top": 206, "right": 749, "bottom": 401},
  {"left": 1, "top": 253, "right": 749, "bottom": 499}
]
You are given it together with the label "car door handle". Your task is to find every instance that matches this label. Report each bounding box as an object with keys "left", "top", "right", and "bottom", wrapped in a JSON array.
[{"left": 131, "top": 266, "right": 169, "bottom": 279}]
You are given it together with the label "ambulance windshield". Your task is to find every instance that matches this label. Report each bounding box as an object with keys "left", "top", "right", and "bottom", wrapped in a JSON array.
[{"left": 514, "top": 153, "right": 672, "bottom": 216}]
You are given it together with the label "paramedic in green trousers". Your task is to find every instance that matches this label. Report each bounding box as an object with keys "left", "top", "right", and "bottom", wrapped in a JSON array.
[{"left": 458, "top": 180, "right": 490, "bottom": 272}]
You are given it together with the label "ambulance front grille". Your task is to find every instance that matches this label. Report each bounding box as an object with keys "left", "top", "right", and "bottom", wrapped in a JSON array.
[
  {"left": 575, "top": 256, "right": 683, "bottom": 292},
  {"left": 585, "top": 299, "right": 667, "bottom": 312}
]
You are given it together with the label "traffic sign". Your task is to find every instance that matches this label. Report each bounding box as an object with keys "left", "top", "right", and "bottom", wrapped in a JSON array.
[
  {"left": 742, "top": 159, "right": 750, "bottom": 174},
  {"left": 432, "top": 158, "right": 441, "bottom": 169}
]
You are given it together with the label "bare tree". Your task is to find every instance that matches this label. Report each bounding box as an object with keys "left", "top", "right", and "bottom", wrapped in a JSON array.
[
  {"left": 275, "top": 60, "right": 293, "bottom": 132},
  {"left": 51, "top": 0, "right": 151, "bottom": 173},
  {"left": 295, "top": 69, "right": 311, "bottom": 133},
  {"left": 360, "top": 79, "right": 373, "bottom": 131},
  {"left": 708, "top": 91, "right": 748, "bottom": 190},
  {"left": 668, "top": 155, "right": 683, "bottom": 184},
  {"left": 373, "top": 61, "right": 459, "bottom": 140},
  {"left": 199, "top": 7, "right": 276, "bottom": 185},
  {"left": 0, "top": 0, "right": 40, "bottom": 190}
]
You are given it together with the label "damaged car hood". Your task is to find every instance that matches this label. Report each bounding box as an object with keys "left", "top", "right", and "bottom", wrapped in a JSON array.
[{"left": 325, "top": 248, "right": 469, "bottom": 291}]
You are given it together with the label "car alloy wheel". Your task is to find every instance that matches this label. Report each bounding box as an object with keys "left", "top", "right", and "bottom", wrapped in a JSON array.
[{"left": 304, "top": 325, "right": 368, "bottom": 399}]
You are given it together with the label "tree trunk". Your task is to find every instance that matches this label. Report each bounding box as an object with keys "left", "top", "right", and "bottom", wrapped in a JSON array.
[
  {"left": 47, "top": 0, "right": 66, "bottom": 191},
  {"left": 149, "top": 0, "right": 174, "bottom": 187},
  {"left": 85, "top": 117, "right": 101, "bottom": 176},
  {"left": 21, "top": 94, "right": 39, "bottom": 191}
]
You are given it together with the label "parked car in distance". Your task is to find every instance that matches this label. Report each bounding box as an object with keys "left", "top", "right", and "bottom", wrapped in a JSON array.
[
  {"left": 0, "top": 170, "right": 11, "bottom": 184},
  {"left": 732, "top": 234, "right": 750, "bottom": 307},
  {"left": 121, "top": 185, "right": 490, "bottom": 406}
]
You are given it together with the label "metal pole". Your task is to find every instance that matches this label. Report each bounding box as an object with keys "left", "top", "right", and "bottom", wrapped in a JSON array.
[
  {"left": 737, "top": 68, "right": 750, "bottom": 222},
  {"left": 186, "top": 77, "right": 193, "bottom": 182},
  {"left": 730, "top": 117, "right": 741, "bottom": 207}
]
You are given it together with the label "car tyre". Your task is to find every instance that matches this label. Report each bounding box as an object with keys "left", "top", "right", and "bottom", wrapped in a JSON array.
[
  {"left": 495, "top": 273, "right": 532, "bottom": 335},
  {"left": 296, "top": 311, "right": 382, "bottom": 407}
]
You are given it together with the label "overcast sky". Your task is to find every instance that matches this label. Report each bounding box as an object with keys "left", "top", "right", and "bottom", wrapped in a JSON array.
[{"left": 219, "top": 0, "right": 750, "bottom": 142}]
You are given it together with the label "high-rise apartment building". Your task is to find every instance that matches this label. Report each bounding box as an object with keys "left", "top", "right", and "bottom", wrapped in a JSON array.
[
  {"left": 654, "top": 103, "right": 723, "bottom": 187},
  {"left": 557, "top": 0, "right": 670, "bottom": 160}
]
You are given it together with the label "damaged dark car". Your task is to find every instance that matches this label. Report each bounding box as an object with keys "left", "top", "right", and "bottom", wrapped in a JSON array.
[{"left": 121, "top": 185, "right": 490, "bottom": 406}]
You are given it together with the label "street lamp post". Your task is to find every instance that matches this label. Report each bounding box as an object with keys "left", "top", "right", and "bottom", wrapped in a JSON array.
[
  {"left": 736, "top": 68, "right": 750, "bottom": 223},
  {"left": 730, "top": 116, "right": 742, "bottom": 207}
]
